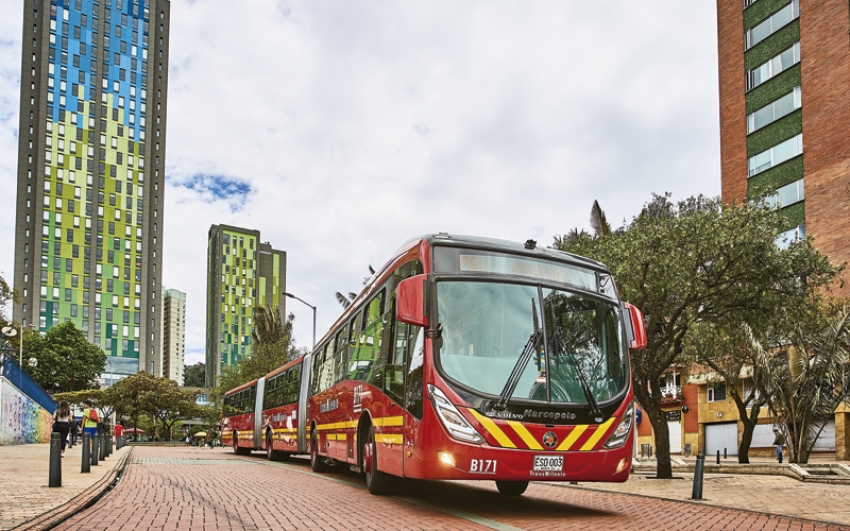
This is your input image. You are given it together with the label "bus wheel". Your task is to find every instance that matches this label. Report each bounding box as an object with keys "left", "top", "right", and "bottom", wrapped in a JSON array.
[
  {"left": 364, "top": 426, "right": 392, "bottom": 495},
  {"left": 310, "top": 429, "right": 327, "bottom": 472},
  {"left": 267, "top": 432, "right": 282, "bottom": 461},
  {"left": 495, "top": 480, "right": 529, "bottom": 496}
]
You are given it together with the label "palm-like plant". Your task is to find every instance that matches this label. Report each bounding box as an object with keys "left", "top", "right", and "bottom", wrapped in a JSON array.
[
  {"left": 756, "top": 305, "right": 850, "bottom": 463},
  {"left": 252, "top": 305, "right": 291, "bottom": 345},
  {"left": 335, "top": 265, "right": 376, "bottom": 309}
]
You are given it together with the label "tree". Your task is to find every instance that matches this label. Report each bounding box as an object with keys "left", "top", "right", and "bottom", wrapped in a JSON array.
[
  {"left": 555, "top": 194, "right": 840, "bottom": 477},
  {"left": 212, "top": 310, "right": 304, "bottom": 403},
  {"left": 142, "top": 378, "right": 200, "bottom": 442},
  {"left": 26, "top": 322, "right": 107, "bottom": 393},
  {"left": 252, "top": 305, "right": 286, "bottom": 345},
  {"left": 54, "top": 387, "right": 121, "bottom": 422},
  {"left": 756, "top": 303, "right": 850, "bottom": 463},
  {"left": 685, "top": 321, "right": 773, "bottom": 463},
  {"left": 113, "top": 371, "right": 159, "bottom": 439},
  {"left": 183, "top": 362, "right": 206, "bottom": 387}
]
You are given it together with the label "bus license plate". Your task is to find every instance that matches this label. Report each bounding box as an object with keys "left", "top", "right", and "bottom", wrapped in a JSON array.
[{"left": 533, "top": 455, "right": 563, "bottom": 472}]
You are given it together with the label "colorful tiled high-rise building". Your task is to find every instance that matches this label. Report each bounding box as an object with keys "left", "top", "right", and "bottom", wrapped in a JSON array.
[
  {"left": 12, "top": 0, "right": 170, "bottom": 382},
  {"left": 205, "top": 225, "right": 287, "bottom": 388}
]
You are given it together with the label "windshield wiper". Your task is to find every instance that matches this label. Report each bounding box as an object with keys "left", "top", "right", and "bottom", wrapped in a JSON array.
[
  {"left": 493, "top": 299, "right": 543, "bottom": 411},
  {"left": 547, "top": 301, "right": 603, "bottom": 421}
]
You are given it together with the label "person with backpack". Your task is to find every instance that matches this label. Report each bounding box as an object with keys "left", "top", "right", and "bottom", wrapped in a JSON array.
[{"left": 81, "top": 399, "right": 99, "bottom": 440}]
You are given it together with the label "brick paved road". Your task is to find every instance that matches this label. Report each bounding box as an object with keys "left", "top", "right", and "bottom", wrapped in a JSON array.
[{"left": 53, "top": 447, "right": 850, "bottom": 531}]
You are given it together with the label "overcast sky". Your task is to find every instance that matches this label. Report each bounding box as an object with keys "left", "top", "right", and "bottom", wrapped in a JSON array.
[{"left": 0, "top": 1, "right": 721, "bottom": 367}]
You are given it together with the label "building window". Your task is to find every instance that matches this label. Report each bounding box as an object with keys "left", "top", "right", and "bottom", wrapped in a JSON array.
[
  {"left": 746, "top": 0, "right": 799, "bottom": 50},
  {"left": 765, "top": 178, "right": 804, "bottom": 209},
  {"left": 747, "top": 87, "right": 801, "bottom": 134},
  {"left": 776, "top": 224, "right": 805, "bottom": 249},
  {"left": 707, "top": 383, "right": 727, "bottom": 402},
  {"left": 746, "top": 42, "right": 800, "bottom": 90},
  {"left": 748, "top": 134, "right": 802, "bottom": 177}
]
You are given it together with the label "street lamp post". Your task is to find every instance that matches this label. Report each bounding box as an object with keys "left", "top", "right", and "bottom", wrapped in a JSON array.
[
  {"left": 283, "top": 292, "right": 316, "bottom": 348},
  {"left": 19, "top": 323, "right": 36, "bottom": 371}
]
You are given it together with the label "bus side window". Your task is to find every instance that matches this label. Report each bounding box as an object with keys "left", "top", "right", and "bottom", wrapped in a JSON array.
[
  {"left": 319, "top": 342, "right": 335, "bottom": 392},
  {"left": 334, "top": 325, "right": 348, "bottom": 384},
  {"left": 384, "top": 303, "right": 408, "bottom": 403},
  {"left": 288, "top": 366, "right": 301, "bottom": 404},
  {"left": 358, "top": 290, "right": 385, "bottom": 384},
  {"left": 311, "top": 344, "right": 324, "bottom": 395},
  {"left": 347, "top": 311, "right": 365, "bottom": 380},
  {"left": 405, "top": 326, "right": 425, "bottom": 419}
]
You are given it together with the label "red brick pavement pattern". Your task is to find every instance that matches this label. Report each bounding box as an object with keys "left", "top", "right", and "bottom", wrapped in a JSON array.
[{"left": 52, "top": 447, "right": 850, "bottom": 531}]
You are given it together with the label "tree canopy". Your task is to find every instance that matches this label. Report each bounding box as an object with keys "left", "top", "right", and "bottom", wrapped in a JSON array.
[
  {"left": 183, "top": 361, "right": 205, "bottom": 388},
  {"left": 556, "top": 194, "right": 840, "bottom": 477},
  {"left": 26, "top": 321, "right": 107, "bottom": 393}
]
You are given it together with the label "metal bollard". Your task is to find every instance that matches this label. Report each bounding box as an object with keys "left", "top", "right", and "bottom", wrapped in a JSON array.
[
  {"left": 100, "top": 433, "right": 107, "bottom": 461},
  {"left": 91, "top": 434, "right": 100, "bottom": 466},
  {"left": 691, "top": 454, "right": 705, "bottom": 500},
  {"left": 81, "top": 433, "right": 91, "bottom": 473},
  {"left": 49, "top": 432, "right": 62, "bottom": 487},
  {"left": 716, "top": 450, "right": 720, "bottom": 465},
  {"left": 724, "top": 447, "right": 727, "bottom": 459}
]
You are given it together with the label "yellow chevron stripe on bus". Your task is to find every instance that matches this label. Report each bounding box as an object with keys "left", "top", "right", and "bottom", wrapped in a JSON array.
[
  {"left": 375, "top": 433, "right": 403, "bottom": 445},
  {"left": 556, "top": 425, "right": 587, "bottom": 451},
  {"left": 506, "top": 421, "right": 543, "bottom": 450},
  {"left": 580, "top": 418, "right": 615, "bottom": 450},
  {"left": 469, "top": 410, "right": 516, "bottom": 448},
  {"left": 326, "top": 433, "right": 348, "bottom": 441}
]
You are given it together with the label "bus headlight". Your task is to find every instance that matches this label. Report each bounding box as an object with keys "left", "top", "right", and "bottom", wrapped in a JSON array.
[
  {"left": 428, "top": 384, "right": 485, "bottom": 444},
  {"left": 603, "top": 401, "right": 634, "bottom": 449}
]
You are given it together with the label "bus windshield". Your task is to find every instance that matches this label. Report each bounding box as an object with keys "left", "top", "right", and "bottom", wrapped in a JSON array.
[{"left": 435, "top": 281, "right": 628, "bottom": 406}]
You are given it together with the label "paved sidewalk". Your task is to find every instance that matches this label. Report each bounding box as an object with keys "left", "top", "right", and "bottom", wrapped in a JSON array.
[
  {"left": 2, "top": 443, "right": 849, "bottom": 529},
  {"left": 0, "top": 441, "right": 130, "bottom": 531}
]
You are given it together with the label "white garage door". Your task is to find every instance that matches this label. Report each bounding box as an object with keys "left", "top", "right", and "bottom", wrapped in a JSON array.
[
  {"left": 811, "top": 420, "right": 836, "bottom": 452},
  {"left": 752, "top": 424, "right": 776, "bottom": 448},
  {"left": 706, "top": 422, "right": 738, "bottom": 456},
  {"left": 668, "top": 421, "right": 682, "bottom": 453}
]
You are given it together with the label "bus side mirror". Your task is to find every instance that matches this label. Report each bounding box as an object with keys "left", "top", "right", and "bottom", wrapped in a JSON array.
[
  {"left": 623, "top": 302, "right": 647, "bottom": 350},
  {"left": 397, "top": 274, "right": 428, "bottom": 328}
]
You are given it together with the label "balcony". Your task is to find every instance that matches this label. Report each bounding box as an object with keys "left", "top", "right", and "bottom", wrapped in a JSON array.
[{"left": 659, "top": 386, "right": 683, "bottom": 406}]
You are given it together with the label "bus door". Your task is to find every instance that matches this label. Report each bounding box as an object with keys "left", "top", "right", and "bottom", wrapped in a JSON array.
[{"left": 253, "top": 377, "right": 266, "bottom": 448}]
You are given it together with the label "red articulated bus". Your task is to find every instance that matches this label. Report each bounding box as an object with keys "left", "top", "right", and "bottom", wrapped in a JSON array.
[{"left": 222, "top": 234, "right": 646, "bottom": 496}]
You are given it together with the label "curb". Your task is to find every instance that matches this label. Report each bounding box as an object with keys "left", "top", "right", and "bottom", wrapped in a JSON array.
[{"left": 11, "top": 447, "right": 134, "bottom": 531}]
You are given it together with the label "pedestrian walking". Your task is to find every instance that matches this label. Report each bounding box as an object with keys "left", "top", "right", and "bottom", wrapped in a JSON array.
[
  {"left": 52, "top": 400, "right": 72, "bottom": 458},
  {"left": 81, "top": 399, "right": 99, "bottom": 440},
  {"left": 114, "top": 421, "right": 125, "bottom": 443},
  {"left": 773, "top": 428, "right": 786, "bottom": 463}
]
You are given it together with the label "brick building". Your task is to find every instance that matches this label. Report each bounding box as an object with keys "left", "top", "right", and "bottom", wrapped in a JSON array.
[{"left": 715, "top": 0, "right": 850, "bottom": 461}]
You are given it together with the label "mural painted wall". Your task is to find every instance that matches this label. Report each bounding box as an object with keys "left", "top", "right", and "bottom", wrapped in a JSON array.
[{"left": 0, "top": 377, "right": 53, "bottom": 445}]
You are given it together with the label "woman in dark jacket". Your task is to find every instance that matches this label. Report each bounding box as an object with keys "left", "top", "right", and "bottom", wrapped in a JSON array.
[{"left": 52, "top": 401, "right": 72, "bottom": 457}]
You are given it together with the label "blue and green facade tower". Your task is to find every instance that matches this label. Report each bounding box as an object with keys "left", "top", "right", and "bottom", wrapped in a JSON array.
[
  {"left": 205, "top": 225, "right": 287, "bottom": 387},
  {"left": 12, "top": 0, "right": 170, "bottom": 383}
]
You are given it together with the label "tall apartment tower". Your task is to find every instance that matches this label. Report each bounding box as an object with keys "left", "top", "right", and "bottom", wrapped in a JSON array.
[
  {"left": 12, "top": 0, "right": 171, "bottom": 382},
  {"left": 717, "top": 0, "right": 850, "bottom": 459},
  {"left": 717, "top": 0, "right": 850, "bottom": 281},
  {"left": 205, "top": 225, "right": 286, "bottom": 387},
  {"left": 162, "top": 288, "right": 185, "bottom": 385}
]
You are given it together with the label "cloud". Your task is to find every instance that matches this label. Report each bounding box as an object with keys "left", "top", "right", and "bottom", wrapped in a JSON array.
[
  {"left": 170, "top": 174, "right": 253, "bottom": 212},
  {"left": 0, "top": 0, "right": 721, "bottom": 366}
]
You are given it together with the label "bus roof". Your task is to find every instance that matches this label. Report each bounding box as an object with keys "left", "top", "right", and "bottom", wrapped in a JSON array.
[
  {"left": 311, "top": 233, "right": 613, "bottom": 353},
  {"left": 264, "top": 355, "right": 305, "bottom": 380}
]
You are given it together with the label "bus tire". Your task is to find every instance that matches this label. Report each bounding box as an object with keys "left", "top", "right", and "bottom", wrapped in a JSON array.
[
  {"left": 267, "top": 432, "right": 283, "bottom": 461},
  {"left": 364, "top": 426, "right": 392, "bottom": 495},
  {"left": 310, "top": 428, "right": 327, "bottom": 472},
  {"left": 495, "top": 480, "right": 529, "bottom": 496}
]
